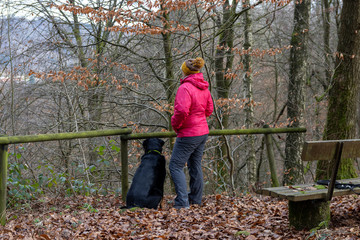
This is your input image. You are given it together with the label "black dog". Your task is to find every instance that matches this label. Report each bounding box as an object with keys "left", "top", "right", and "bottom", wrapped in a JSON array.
[{"left": 125, "top": 138, "right": 166, "bottom": 209}]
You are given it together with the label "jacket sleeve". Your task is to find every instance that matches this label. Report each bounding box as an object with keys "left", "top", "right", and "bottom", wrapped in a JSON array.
[
  {"left": 205, "top": 92, "right": 214, "bottom": 117},
  {"left": 171, "top": 86, "right": 191, "bottom": 132}
]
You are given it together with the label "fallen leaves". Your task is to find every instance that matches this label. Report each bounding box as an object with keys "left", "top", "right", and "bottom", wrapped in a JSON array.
[{"left": 0, "top": 194, "right": 360, "bottom": 239}]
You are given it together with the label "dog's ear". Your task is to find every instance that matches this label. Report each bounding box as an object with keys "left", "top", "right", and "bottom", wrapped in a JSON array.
[
  {"left": 158, "top": 138, "right": 165, "bottom": 147},
  {"left": 143, "top": 139, "right": 150, "bottom": 150}
]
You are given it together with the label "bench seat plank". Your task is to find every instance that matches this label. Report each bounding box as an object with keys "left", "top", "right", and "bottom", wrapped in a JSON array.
[{"left": 258, "top": 178, "right": 360, "bottom": 202}]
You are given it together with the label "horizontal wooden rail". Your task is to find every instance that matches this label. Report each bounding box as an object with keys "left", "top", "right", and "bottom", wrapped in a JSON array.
[
  {"left": 121, "top": 127, "right": 307, "bottom": 140},
  {"left": 0, "top": 128, "right": 132, "bottom": 144},
  {"left": 209, "top": 127, "right": 306, "bottom": 136}
]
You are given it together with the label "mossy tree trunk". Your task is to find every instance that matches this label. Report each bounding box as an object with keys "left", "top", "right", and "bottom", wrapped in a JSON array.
[
  {"left": 160, "top": 4, "right": 176, "bottom": 150},
  {"left": 289, "top": 200, "right": 330, "bottom": 230},
  {"left": 243, "top": 0, "right": 256, "bottom": 188},
  {"left": 86, "top": 0, "right": 122, "bottom": 165},
  {"left": 321, "top": 0, "right": 332, "bottom": 91},
  {"left": 214, "top": 0, "right": 236, "bottom": 187},
  {"left": 284, "top": 0, "right": 311, "bottom": 185},
  {"left": 316, "top": 0, "right": 360, "bottom": 180},
  {"left": 159, "top": 3, "right": 177, "bottom": 193}
]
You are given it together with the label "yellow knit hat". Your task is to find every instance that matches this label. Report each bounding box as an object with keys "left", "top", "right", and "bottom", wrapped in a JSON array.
[{"left": 181, "top": 57, "right": 205, "bottom": 75}]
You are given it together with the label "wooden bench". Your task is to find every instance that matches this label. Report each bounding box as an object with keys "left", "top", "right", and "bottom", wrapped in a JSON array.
[{"left": 257, "top": 139, "right": 360, "bottom": 230}]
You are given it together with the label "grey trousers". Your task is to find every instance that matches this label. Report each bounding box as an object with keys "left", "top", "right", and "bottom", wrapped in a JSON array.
[{"left": 169, "top": 134, "right": 208, "bottom": 207}]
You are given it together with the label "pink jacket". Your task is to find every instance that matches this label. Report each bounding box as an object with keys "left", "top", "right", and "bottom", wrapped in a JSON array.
[{"left": 171, "top": 73, "right": 213, "bottom": 137}]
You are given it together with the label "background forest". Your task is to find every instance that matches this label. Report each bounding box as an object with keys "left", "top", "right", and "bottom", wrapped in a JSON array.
[{"left": 0, "top": 0, "right": 358, "bottom": 206}]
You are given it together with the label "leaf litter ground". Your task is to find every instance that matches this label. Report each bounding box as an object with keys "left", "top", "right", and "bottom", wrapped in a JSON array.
[{"left": 1, "top": 194, "right": 360, "bottom": 239}]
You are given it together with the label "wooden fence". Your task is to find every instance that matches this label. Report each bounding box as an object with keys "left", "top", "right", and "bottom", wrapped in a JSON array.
[{"left": 0, "top": 126, "right": 306, "bottom": 225}]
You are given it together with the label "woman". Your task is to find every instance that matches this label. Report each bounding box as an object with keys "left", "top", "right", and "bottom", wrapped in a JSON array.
[{"left": 169, "top": 57, "right": 213, "bottom": 209}]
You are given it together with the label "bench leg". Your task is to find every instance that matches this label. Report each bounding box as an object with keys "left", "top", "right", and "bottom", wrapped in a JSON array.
[{"left": 288, "top": 200, "right": 330, "bottom": 230}]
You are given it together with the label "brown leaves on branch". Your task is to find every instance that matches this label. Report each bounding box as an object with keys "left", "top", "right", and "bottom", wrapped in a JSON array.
[
  {"left": 231, "top": 45, "right": 292, "bottom": 59},
  {"left": 51, "top": 0, "right": 292, "bottom": 36},
  {"left": 215, "top": 96, "right": 262, "bottom": 115},
  {"left": 150, "top": 101, "right": 174, "bottom": 114},
  {"left": 29, "top": 59, "right": 139, "bottom": 91}
]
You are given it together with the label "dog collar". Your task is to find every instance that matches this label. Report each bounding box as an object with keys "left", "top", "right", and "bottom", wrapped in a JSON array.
[{"left": 148, "top": 150, "right": 161, "bottom": 155}]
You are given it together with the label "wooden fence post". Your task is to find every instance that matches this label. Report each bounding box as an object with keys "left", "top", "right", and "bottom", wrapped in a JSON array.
[
  {"left": 263, "top": 125, "right": 280, "bottom": 187},
  {"left": 0, "top": 143, "right": 8, "bottom": 226},
  {"left": 120, "top": 137, "right": 129, "bottom": 202}
]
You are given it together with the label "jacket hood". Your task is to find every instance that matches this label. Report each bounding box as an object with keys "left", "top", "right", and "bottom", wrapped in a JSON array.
[{"left": 180, "top": 73, "right": 209, "bottom": 90}]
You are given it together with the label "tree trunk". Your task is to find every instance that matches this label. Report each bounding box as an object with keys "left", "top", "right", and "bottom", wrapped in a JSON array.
[
  {"left": 317, "top": 0, "right": 360, "bottom": 180},
  {"left": 214, "top": 0, "right": 236, "bottom": 187},
  {"left": 283, "top": 0, "right": 311, "bottom": 185},
  {"left": 322, "top": 0, "right": 332, "bottom": 90},
  {"left": 159, "top": 4, "right": 177, "bottom": 193},
  {"left": 87, "top": 91, "right": 105, "bottom": 164},
  {"left": 161, "top": 6, "right": 176, "bottom": 148},
  {"left": 84, "top": 1, "right": 116, "bottom": 165},
  {"left": 289, "top": 200, "right": 330, "bottom": 230},
  {"left": 243, "top": 0, "right": 256, "bottom": 188}
]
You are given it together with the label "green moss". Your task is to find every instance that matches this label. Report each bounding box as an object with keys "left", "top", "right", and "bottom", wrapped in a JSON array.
[
  {"left": 289, "top": 200, "right": 330, "bottom": 230},
  {"left": 338, "top": 158, "right": 358, "bottom": 179},
  {"left": 235, "top": 231, "right": 250, "bottom": 237}
]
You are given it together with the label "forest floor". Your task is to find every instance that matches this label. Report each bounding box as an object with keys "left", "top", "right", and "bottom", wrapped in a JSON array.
[{"left": 0, "top": 194, "right": 360, "bottom": 239}]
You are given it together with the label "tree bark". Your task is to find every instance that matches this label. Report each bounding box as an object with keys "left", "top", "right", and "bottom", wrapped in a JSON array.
[
  {"left": 322, "top": 0, "right": 332, "bottom": 90},
  {"left": 214, "top": 0, "right": 236, "bottom": 187},
  {"left": 243, "top": 0, "right": 256, "bottom": 187},
  {"left": 317, "top": 0, "right": 360, "bottom": 180},
  {"left": 284, "top": 0, "right": 311, "bottom": 185},
  {"left": 160, "top": 3, "right": 176, "bottom": 150},
  {"left": 289, "top": 200, "right": 330, "bottom": 230}
]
